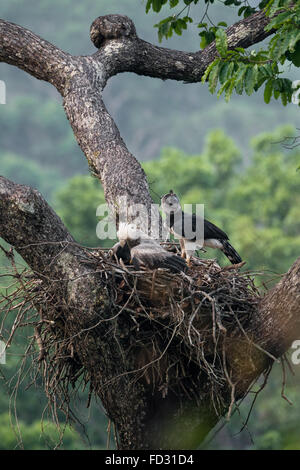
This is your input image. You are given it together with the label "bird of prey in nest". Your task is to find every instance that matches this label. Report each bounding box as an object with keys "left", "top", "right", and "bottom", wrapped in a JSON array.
[
  {"left": 161, "top": 190, "right": 242, "bottom": 266},
  {"left": 116, "top": 222, "right": 187, "bottom": 273}
]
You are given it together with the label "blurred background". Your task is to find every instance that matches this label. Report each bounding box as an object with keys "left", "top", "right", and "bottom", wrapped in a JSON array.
[{"left": 0, "top": 0, "right": 300, "bottom": 450}]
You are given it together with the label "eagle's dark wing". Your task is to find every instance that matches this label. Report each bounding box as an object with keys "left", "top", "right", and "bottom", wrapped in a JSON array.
[
  {"left": 175, "top": 212, "right": 229, "bottom": 241},
  {"left": 201, "top": 217, "right": 229, "bottom": 241},
  {"left": 131, "top": 241, "right": 187, "bottom": 273},
  {"left": 169, "top": 208, "right": 241, "bottom": 264}
]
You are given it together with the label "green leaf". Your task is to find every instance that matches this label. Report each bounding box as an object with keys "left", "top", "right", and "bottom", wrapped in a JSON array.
[
  {"left": 152, "top": 0, "right": 163, "bottom": 12},
  {"left": 238, "top": 6, "right": 247, "bottom": 16},
  {"left": 289, "top": 41, "right": 300, "bottom": 66},
  {"left": 208, "top": 62, "right": 221, "bottom": 94},
  {"left": 200, "top": 30, "right": 215, "bottom": 49},
  {"left": 201, "top": 58, "right": 220, "bottom": 83},
  {"left": 234, "top": 63, "right": 247, "bottom": 95},
  {"left": 219, "top": 62, "right": 230, "bottom": 84},
  {"left": 225, "top": 79, "right": 235, "bottom": 102},
  {"left": 261, "top": 63, "right": 274, "bottom": 78},
  {"left": 178, "top": 18, "right": 188, "bottom": 30},
  {"left": 243, "top": 6, "right": 256, "bottom": 17},
  {"left": 217, "top": 80, "right": 230, "bottom": 98},
  {"left": 173, "top": 20, "right": 183, "bottom": 35},
  {"left": 282, "top": 78, "right": 292, "bottom": 94},
  {"left": 264, "top": 79, "right": 273, "bottom": 104},
  {"left": 157, "top": 20, "right": 172, "bottom": 41},
  {"left": 254, "top": 67, "right": 268, "bottom": 91},
  {"left": 146, "top": 0, "right": 152, "bottom": 13},
  {"left": 288, "top": 32, "right": 300, "bottom": 53},
  {"left": 265, "top": 10, "right": 292, "bottom": 31},
  {"left": 274, "top": 88, "right": 280, "bottom": 100},
  {"left": 281, "top": 91, "right": 288, "bottom": 106},
  {"left": 225, "top": 61, "right": 235, "bottom": 80},
  {"left": 259, "top": 0, "right": 269, "bottom": 8},
  {"left": 215, "top": 28, "right": 228, "bottom": 58},
  {"left": 183, "top": 16, "right": 193, "bottom": 23},
  {"left": 271, "top": 34, "right": 293, "bottom": 61},
  {"left": 244, "top": 65, "right": 258, "bottom": 96}
]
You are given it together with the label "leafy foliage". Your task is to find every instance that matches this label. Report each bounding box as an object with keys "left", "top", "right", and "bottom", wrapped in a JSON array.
[
  {"left": 0, "top": 0, "right": 300, "bottom": 451},
  {"left": 201, "top": 49, "right": 294, "bottom": 104},
  {"left": 144, "top": 125, "right": 300, "bottom": 273},
  {"left": 54, "top": 175, "right": 108, "bottom": 247},
  {"left": 146, "top": 0, "right": 299, "bottom": 105},
  {"left": 2, "top": 126, "right": 300, "bottom": 449},
  {"left": 0, "top": 413, "right": 85, "bottom": 450},
  {"left": 146, "top": 0, "right": 270, "bottom": 43},
  {"left": 55, "top": 126, "right": 300, "bottom": 275},
  {"left": 0, "top": 152, "right": 63, "bottom": 200}
]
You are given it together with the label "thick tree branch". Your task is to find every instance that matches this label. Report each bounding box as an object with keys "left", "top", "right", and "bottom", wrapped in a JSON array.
[
  {"left": 0, "top": 8, "right": 299, "bottom": 450},
  {"left": 0, "top": 176, "right": 151, "bottom": 449},
  {"left": 93, "top": 9, "right": 275, "bottom": 82},
  {"left": 0, "top": 19, "right": 70, "bottom": 91},
  {"left": 62, "top": 80, "right": 153, "bottom": 219},
  {"left": 0, "top": 175, "right": 115, "bottom": 325},
  {"left": 255, "top": 258, "right": 300, "bottom": 356},
  {"left": 0, "top": 176, "right": 78, "bottom": 274},
  {"left": 1, "top": 175, "right": 300, "bottom": 449},
  {"left": 0, "top": 8, "right": 276, "bottom": 220}
]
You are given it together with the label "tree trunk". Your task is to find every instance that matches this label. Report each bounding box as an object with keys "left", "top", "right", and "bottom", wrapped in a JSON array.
[{"left": 0, "top": 10, "right": 299, "bottom": 449}]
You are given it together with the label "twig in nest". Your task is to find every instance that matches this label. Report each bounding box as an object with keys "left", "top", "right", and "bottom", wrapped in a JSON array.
[
  {"left": 107, "top": 419, "right": 111, "bottom": 449},
  {"left": 0, "top": 247, "right": 274, "bottom": 448},
  {"left": 222, "top": 261, "right": 246, "bottom": 271},
  {"left": 222, "top": 342, "right": 236, "bottom": 421},
  {"left": 34, "top": 324, "right": 46, "bottom": 361},
  {"left": 281, "top": 357, "right": 293, "bottom": 406},
  {"left": 237, "top": 363, "right": 273, "bottom": 435}
]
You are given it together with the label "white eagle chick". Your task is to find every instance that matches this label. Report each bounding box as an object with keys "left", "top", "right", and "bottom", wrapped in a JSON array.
[{"left": 117, "top": 222, "right": 187, "bottom": 273}]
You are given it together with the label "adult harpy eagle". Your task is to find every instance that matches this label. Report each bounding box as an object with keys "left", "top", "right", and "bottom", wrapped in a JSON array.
[
  {"left": 161, "top": 190, "right": 242, "bottom": 265},
  {"left": 117, "top": 223, "right": 187, "bottom": 273}
]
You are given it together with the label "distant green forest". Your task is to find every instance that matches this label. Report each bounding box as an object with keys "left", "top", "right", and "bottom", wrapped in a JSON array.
[
  {"left": 0, "top": 0, "right": 300, "bottom": 450},
  {"left": 0, "top": 0, "right": 299, "bottom": 187}
]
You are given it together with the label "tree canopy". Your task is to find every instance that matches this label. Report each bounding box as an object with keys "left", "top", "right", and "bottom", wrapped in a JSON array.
[
  {"left": 146, "top": 0, "right": 300, "bottom": 105},
  {"left": 1, "top": 0, "right": 300, "bottom": 451}
]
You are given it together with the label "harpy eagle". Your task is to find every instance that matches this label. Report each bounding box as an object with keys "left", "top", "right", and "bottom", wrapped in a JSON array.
[
  {"left": 117, "top": 222, "right": 187, "bottom": 273},
  {"left": 161, "top": 190, "right": 242, "bottom": 265}
]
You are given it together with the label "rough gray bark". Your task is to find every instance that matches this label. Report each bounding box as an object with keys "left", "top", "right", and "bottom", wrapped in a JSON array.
[
  {"left": 0, "top": 9, "right": 299, "bottom": 449},
  {"left": 0, "top": 9, "right": 277, "bottom": 219},
  {"left": 0, "top": 176, "right": 150, "bottom": 449}
]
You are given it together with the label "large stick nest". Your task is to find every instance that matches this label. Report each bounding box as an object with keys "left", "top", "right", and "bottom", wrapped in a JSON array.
[
  {"left": 0, "top": 244, "right": 268, "bottom": 435},
  {"left": 94, "top": 250, "right": 262, "bottom": 413}
]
